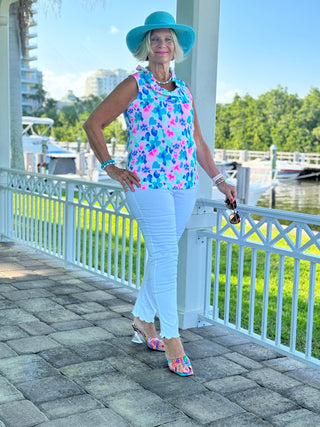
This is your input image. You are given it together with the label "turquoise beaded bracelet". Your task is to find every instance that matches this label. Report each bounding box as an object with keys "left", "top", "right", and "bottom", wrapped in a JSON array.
[
  {"left": 101, "top": 159, "right": 115, "bottom": 170},
  {"left": 215, "top": 178, "right": 225, "bottom": 186}
]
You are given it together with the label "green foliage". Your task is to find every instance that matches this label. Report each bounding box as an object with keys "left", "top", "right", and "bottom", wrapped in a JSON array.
[
  {"left": 33, "top": 93, "right": 127, "bottom": 145},
  {"left": 216, "top": 86, "right": 320, "bottom": 153}
]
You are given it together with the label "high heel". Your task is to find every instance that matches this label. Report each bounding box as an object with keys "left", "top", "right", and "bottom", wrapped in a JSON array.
[
  {"left": 167, "top": 355, "right": 193, "bottom": 376},
  {"left": 131, "top": 323, "right": 165, "bottom": 352}
]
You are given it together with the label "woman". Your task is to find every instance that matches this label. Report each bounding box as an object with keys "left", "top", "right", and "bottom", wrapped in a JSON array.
[{"left": 83, "top": 11, "right": 237, "bottom": 376}]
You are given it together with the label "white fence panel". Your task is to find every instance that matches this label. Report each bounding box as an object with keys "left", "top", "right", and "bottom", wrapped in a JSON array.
[
  {"left": 1, "top": 169, "right": 320, "bottom": 368},
  {"left": 0, "top": 170, "right": 145, "bottom": 290},
  {"left": 196, "top": 198, "right": 320, "bottom": 368}
]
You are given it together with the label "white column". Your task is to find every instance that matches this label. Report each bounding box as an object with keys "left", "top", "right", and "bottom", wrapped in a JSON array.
[
  {"left": 0, "top": 0, "right": 16, "bottom": 240},
  {"left": 0, "top": 0, "right": 14, "bottom": 169},
  {"left": 176, "top": 0, "right": 220, "bottom": 199},
  {"left": 0, "top": 0, "right": 10, "bottom": 241},
  {"left": 176, "top": 0, "right": 221, "bottom": 328}
]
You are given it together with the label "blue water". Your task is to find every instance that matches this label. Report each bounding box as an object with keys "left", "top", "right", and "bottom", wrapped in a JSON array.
[{"left": 257, "top": 179, "right": 320, "bottom": 216}]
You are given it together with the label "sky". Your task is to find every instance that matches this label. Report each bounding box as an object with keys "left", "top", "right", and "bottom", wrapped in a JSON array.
[{"left": 34, "top": 0, "right": 320, "bottom": 103}]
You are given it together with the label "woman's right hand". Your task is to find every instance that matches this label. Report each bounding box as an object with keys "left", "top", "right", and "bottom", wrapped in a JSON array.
[{"left": 105, "top": 165, "right": 141, "bottom": 192}]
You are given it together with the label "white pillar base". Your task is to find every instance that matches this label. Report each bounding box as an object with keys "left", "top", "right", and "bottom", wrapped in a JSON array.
[{"left": 177, "top": 206, "right": 216, "bottom": 329}]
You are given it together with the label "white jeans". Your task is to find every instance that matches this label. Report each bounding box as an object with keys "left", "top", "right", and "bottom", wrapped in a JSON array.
[{"left": 126, "top": 188, "right": 198, "bottom": 338}]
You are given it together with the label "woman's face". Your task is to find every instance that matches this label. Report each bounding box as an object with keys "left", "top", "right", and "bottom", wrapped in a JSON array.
[{"left": 148, "top": 28, "right": 175, "bottom": 65}]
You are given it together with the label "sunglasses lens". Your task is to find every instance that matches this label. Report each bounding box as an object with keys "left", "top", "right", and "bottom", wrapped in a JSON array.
[
  {"left": 230, "top": 212, "right": 240, "bottom": 224},
  {"left": 225, "top": 199, "right": 237, "bottom": 210}
]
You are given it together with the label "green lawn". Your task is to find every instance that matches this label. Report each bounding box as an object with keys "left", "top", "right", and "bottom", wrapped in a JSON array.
[
  {"left": 13, "top": 191, "right": 320, "bottom": 358},
  {"left": 211, "top": 221, "right": 320, "bottom": 358}
]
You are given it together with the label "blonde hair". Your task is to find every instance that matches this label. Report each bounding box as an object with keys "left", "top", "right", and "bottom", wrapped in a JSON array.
[{"left": 133, "top": 29, "right": 184, "bottom": 63}]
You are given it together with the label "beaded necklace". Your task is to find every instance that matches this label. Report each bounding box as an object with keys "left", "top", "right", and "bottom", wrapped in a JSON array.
[{"left": 155, "top": 75, "right": 172, "bottom": 85}]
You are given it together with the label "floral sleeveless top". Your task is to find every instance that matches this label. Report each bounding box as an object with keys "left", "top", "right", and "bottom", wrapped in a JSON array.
[{"left": 124, "top": 66, "right": 199, "bottom": 190}]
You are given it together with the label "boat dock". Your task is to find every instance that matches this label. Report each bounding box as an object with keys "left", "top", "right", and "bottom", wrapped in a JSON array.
[{"left": 215, "top": 149, "right": 320, "bottom": 180}]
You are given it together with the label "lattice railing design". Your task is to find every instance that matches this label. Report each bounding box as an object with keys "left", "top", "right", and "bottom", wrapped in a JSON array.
[
  {"left": 197, "top": 199, "right": 320, "bottom": 367},
  {"left": 2, "top": 169, "right": 320, "bottom": 367},
  {"left": 2, "top": 170, "right": 145, "bottom": 289}
]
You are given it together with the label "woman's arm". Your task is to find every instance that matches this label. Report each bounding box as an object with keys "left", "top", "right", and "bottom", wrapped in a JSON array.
[
  {"left": 83, "top": 76, "right": 140, "bottom": 192},
  {"left": 192, "top": 98, "right": 237, "bottom": 201}
]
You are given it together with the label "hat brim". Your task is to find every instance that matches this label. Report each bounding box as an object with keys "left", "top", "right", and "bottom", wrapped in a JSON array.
[{"left": 126, "top": 23, "right": 195, "bottom": 55}]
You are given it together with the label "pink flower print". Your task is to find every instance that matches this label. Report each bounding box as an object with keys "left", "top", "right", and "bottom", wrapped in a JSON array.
[
  {"left": 168, "top": 117, "right": 177, "bottom": 127},
  {"left": 143, "top": 104, "right": 152, "bottom": 113},
  {"left": 172, "top": 152, "right": 179, "bottom": 160},
  {"left": 141, "top": 184, "right": 148, "bottom": 190},
  {"left": 139, "top": 144, "right": 144, "bottom": 150},
  {"left": 148, "top": 148, "right": 159, "bottom": 158},
  {"left": 173, "top": 164, "right": 180, "bottom": 171},
  {"left": 165, "top": 128, "right": 175, "bottom": 138},
  {"left": 188, "top": 147, "right": 194, "bottom": 156},
  {"left": 133, "top": 127, "right": 138, "bottom": 135},
  {"left": 183, "top": 103, "right": 190, "bottom": 110},
  {"left": 168, "top": 173, "right": 175, "bottom": 181}
]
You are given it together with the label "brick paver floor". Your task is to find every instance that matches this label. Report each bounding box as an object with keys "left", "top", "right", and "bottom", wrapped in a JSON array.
[{"left": 0, "top": 241, "right": 320, "bottom": 426}]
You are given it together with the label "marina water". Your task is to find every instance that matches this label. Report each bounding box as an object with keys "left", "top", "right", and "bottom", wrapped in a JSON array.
[{"left": 257, "top": 179, "right": 320, "bottom": 216}]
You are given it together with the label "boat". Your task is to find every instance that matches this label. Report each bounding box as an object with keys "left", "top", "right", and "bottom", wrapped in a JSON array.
[
  {"left": 241, "top": 158, "right": 304, "bottom": 180},
  {"left": 23, "top": 116, "right": 76, "bottom": 174},
  {"left": 212, "top": 177, "right": 276, "bottom": 206}
]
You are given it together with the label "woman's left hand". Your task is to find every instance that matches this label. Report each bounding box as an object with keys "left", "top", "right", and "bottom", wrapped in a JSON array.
[{"left": 216, "top": 181, "right": 237, "bottom": 202}]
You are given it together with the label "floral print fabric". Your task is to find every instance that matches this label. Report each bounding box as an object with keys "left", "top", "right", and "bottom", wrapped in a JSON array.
[{"left": 124, "top": 66, "right": 199, "bottom": 189}]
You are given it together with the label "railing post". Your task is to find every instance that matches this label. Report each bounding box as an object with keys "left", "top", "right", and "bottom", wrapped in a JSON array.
[
  {"left": 87, "top": 153, "right": 98, "bottom": 180},
  {"left": 24, "top": 152, "right": 34, "bottom": 172},
  {"left": 0, "top": 170, "right": 8, "bottom": 241},
  {"left": 237, "top": 166, "right": 251, "bottom": 205},
  {"left": 239, "top": 150, "right": 249, "bottom": 162},
  {"left": 177, "top": 205, "right": 216, "bottom": 328},
  {"left": 64, "top": 181, "right": 75, "bottom": 268},
  {"left": 222, "top": 149, "right": 227, "bottom": 162},
  {"left": 270, "top": 144, "right": 277, "bottom": 179},
  {"left": 294, "top": 151, "right": 300, "bottom": 162},
  {"left": 76, "top": 152, "right": 85, "bottom": 176}
]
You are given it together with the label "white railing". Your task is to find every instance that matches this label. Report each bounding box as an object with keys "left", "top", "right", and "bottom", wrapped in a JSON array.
[
  {"left": 214, "top": 149, "right": 268, "bottom": 162},
  {"left": 196, "top": 198, "right": 320, "bottom": 368},
  {"left": 0, "top": 169, "right": 146, "bottom": 290},
  {"left": 1, "top": 168, "right": 320, "bottom": 368},
  {"left": 215, "top": 149, "right": 320, "bottom": 164}
]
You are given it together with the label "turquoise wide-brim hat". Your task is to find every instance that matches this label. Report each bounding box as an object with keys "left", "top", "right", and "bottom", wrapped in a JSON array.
[{"left": 126, "top": 11, "right": 195, "bottom": 55}]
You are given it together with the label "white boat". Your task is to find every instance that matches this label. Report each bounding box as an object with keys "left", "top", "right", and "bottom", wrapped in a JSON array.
[
  {"left": 212, "top": 178, "right": 276, "bottom": 206},
  {"left": 242, "top": 158, "right": 304, "bottom": 180},
  {"left": 23, "top": 116, "right": 76, "bottom": 174}
]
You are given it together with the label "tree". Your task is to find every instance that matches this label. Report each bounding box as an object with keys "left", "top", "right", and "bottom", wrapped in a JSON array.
[
  {"left": 215, "top": 87, "right": 320, "bottom": 154},
  {"left": 10, "top": 0, "right": 105, "bottom": 170},
  {"left": 9, "top": 1, "right": 28, "bottom": 170},
  {"left": 29, "top": 85, "right": 47, "bottom": 116}
]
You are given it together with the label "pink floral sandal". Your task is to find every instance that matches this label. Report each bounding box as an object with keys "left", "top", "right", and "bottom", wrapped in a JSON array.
[
  {"left": 167, "top": 355, "right": 194, "bottom": 376},
  {"left": 132, "top": 323, "right": 165, "bottom": 352}
]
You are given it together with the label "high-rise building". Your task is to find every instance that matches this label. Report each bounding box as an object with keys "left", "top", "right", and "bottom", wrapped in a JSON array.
[
  {"left": 85, "top": 69, "right": 129, "bottom": 98},
  {"left": 21, "top": 9, "right": 43, "bottom": 114}
]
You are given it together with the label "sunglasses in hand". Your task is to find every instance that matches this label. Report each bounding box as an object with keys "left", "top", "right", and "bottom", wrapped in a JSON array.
[{"left": 225, "top": 199, "right": 241, "bottom": 224}]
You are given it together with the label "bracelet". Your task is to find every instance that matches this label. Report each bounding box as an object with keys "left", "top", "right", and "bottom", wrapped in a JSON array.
[
  {"left": 215, "top": 178, "right": 226, "bottom": 186},
  {"left": 212, "top": 173, "right": 223, "bottom": 183},
  {"left": 101, "top": 159, "right": 115, "bottom": 170}
]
